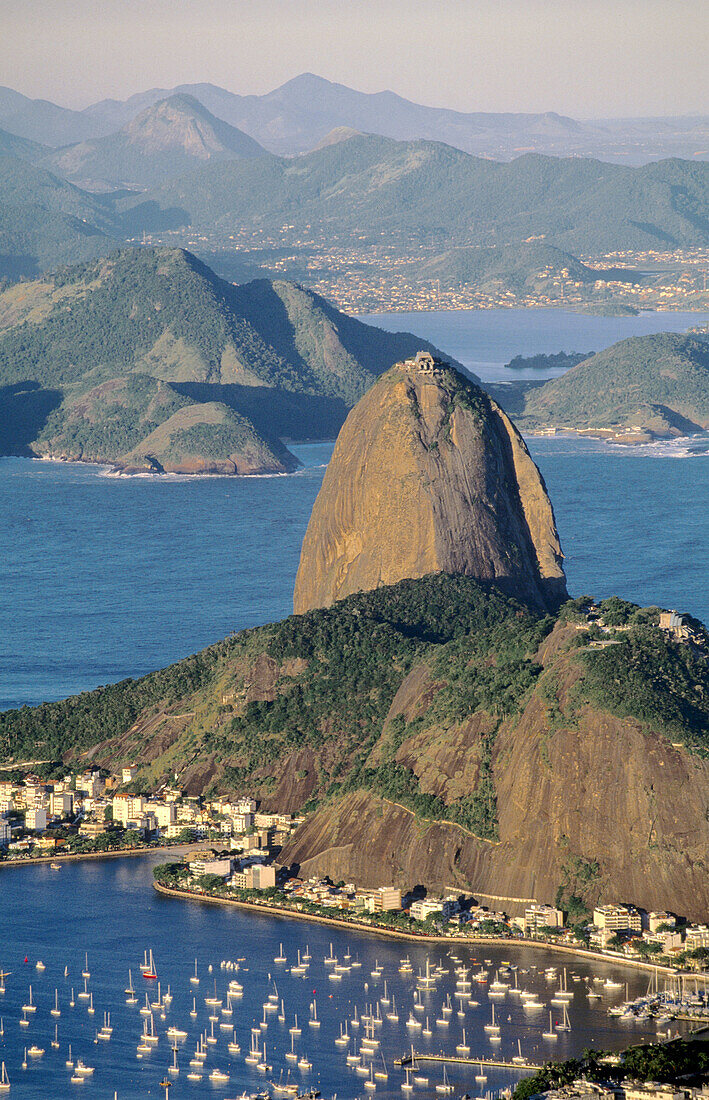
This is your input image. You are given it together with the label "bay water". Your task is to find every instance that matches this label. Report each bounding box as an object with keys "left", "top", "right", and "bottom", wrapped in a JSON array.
[
  {"left": 1, "top": 307, "right": 707, "bottom": 1096},
  {"left": 0, "top": 854, "right": 684, "bottom": 1099}
]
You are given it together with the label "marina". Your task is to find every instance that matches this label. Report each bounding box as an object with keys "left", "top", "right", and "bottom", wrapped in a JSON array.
[{"left": 0, "top": 853, "right": 701, "bottom": 1099}]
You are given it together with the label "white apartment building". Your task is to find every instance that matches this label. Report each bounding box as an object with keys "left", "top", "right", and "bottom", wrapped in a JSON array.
[{"left": 593, "top": 904, "right": 642, "bottom": 932}]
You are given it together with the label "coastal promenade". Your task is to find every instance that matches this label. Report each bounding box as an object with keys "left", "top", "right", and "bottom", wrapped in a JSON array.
[
  {"left": 152, "top": 881, "right": 682, "bottom": 977},
  {"left": 0, "top": 841, "right": 200, "bottom": 870}
]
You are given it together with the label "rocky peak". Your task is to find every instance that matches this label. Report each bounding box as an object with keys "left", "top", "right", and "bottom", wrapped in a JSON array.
[{"left": 294, "top": 354, "right": 566, "bottom": 614}]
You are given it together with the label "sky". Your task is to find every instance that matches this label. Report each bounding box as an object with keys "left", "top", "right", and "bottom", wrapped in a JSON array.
[{"left": 2, "top": 0, "right": 707, "bottom": 118}]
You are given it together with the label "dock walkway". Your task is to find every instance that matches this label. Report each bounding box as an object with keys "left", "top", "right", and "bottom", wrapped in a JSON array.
[{"left": 394, "top": 1052, "right": 541, "bottom": 1071}]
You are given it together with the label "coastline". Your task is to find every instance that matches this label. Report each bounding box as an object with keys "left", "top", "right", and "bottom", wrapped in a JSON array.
[
  {"left": 0, "top": 842, "right": 200, "bottom": 871},
  {"left": 152, "top": 882, "right": 679, "bottom": 977}
]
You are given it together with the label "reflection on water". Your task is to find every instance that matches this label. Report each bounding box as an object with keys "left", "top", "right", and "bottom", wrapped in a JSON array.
[{"left": 0, "top": 855, "right": 688, "bottom": 1099}]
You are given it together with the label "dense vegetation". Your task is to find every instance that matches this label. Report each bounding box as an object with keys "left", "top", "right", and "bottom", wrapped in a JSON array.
[
  {"left": 518, "top": 332, "right": 709, "bottom": 434},
  {"left": 506, "top": 350, "right": 591, "bottom": 372},
  {"left": 117, "top": 136, "right": 709, "bottom": 254},
  {"left": 577, "top": 624, "right": 709, "bottom": 753},
  {"left": 0, "top": 575, "right": 551, "bottom": 837},
  {"left": 2, "top": 572, "right": 707, "bottom": 847},
  {"left": 0, "top": 246, "right": 451, "bottom": 469},
  {"left": 512, "top": 1038, "right": 709, "bottom": 1099}
]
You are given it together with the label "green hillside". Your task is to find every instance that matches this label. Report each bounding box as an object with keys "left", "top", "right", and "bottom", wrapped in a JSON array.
[
  {"left": 415, "top": 241, "right": 638, "bottom": 292},
  {"left": 118, "top": 136, "right": 709, "bottom": 253},
  {"left": 515, "top": 332, "right": 709, "bottom": 440},
  {"left": 0, "top": 154, "right": 120, "bottom": 277},
  {"left": 0, "top": 245, "right": 459, "bottom": 471},
  {"left": 1, "top": 572, "right": 708, "bottom": 916}
]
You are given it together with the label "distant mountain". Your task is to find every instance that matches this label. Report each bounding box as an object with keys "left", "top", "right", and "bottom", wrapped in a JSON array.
[
  {"left": 415, "top": 242, "right": 638, "bottom": 292},
  {"left": 0, "top": 246, "right": 462, "bottom": 473},
  {"left": 118, "top": 134, "right": 709, "bottom": 254},
  {"left": 3, "top": 77, "right": 708, "bottom": 164},
  {"left": 511, "top": 332, "right": 709, "bottom": 442},
  {"left": 0, "top": 86, "right": 97, "bottom": 147},
  {"left": 0, "top": 154, "right": 120, "bottom": 277},
  {"left": 43, "top": 95, "right": 268, "bottom": 190},
  {"left": 0, "top": 126, "right": 46, "bottom": 160}
]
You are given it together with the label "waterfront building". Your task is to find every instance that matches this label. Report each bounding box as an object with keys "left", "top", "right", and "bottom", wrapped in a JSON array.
[
  {"left": 523, "top": 902, "right": 565, "bottom": 934},
  {"left": 410, "top": 898, "right": 444, "bottom": 921},
  {"left": 685, "top": 925, "right": 709, "bottom": 950},
  {"left": 593, "top": 904, "right": 643, "bottom": 932}
]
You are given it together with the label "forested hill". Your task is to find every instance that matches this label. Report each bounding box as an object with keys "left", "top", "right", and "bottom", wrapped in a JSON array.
[
  {"left": 510, "top": 332, "right": 709, "bottom": 442},
  {"left": 118, "top": 136, "right": 709, "bottom": 254},
  {"left": 0, "top": 153, "right": 119, "bottom": 277},
  {"left": 1, "top": 573, "right": 708, "bottom": 920},
  {"left": 0, "top": 246, "right": 459, "bottom": 473}
]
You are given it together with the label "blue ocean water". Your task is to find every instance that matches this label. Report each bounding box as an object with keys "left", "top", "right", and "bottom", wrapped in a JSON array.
[
  {"left": 1, "top": 308, "right": 708, "bottom": 712},
  {"left": 0, "top": 854, "right": 679, "bottom": 1100},
  {"left": 360, "top": 306, "right": 709, "bottom": 382}
]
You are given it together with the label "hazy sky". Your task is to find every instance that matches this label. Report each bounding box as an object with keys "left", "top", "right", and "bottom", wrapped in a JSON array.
[{"left": 2, "top": 0, "right": 707, "bottom": 118}]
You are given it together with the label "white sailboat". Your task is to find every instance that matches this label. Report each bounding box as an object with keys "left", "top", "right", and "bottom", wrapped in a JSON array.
[
  {"left": 435, "top": 1066, "right": 453, "bottom": 1095},
  {"left": 0, "top": 1062, "right": 9, "bottom": 1092},
  {"left": 51, "top": 989, "right": 61, "bottom": 1017},
  {"left": 190, "top": 959, "right": 199, "bottom": 985},
  {"left": 542, "top": 1010, "right": 558, "bottom": 1040}
]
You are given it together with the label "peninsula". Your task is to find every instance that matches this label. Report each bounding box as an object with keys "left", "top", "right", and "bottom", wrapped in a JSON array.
[{"left": 1, "top": 354, "right": 708, "bottom": 924}]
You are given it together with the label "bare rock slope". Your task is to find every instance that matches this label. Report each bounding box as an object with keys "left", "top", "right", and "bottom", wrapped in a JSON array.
[{"left": 294, "top": 354, "right": 566, "bottom": 614}]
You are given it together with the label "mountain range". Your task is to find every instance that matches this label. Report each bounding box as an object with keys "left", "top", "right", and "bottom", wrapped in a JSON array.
[
  {"left": 41, "top": 94, "right": 267, "bottom": 190},
  {"left": 2, "top": 75, "right": 708, "bottom": 165},
  {"left": 118, "top": 134, "right": 709, "bottom": 254},
  {"left": 0, "top": 246, "right": 461, "bottom": 473}
]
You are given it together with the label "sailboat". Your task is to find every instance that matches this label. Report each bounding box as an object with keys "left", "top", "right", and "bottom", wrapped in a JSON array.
[
  {"left": 483, "top": 1003, "right": 500, "bottom": 1036},
  {"left": 455, "top": 1028, "right": 470, "bottom": 1055},
  {"left": 51, "top": 1023, "right": 60, "bottom": 1049},
  {"left": 289, "top": 1013, "right": 301, "bottom": 1036},
  {"left": 190, "top": 959, "right": 199, "bottom": 985},
  {"left": 274, "top": 943, "right": 287, "bottom": 964},
  {"left": 542, "top": 1011, "right": 558, "bottom": 1040},
  {"left": 51, "top": 989, "right": 61, "bottom": 1017},
  {"left": 125, "top": 970, "right": 137, "bottom": 1005},
  {"left": 364, "top": 1064, "right": 377, "bottom": 1091},
  {"left": 511, "top": 1038, "right": 527, "bottom": 1065},
  {"left": 228, "top": 1029, "right": 240, "bottom": 1055},
  {"left": 245, "top": 1033, "right": 261, "bottom": 1065},
  {"left": 22, "top": 987, "right": 36, "bottom": 1013},
  {"left": 435, "top": 1066, "right": 453, "bottom": 1095},
  {"left": 556, "top": 1002, "right": 571, "bottom": 1032},
  {"left": 0, "top": 971, "right": 8, "bottom": 995},
  {"left": 475, "top": 1063, "right": 487, "bottom": 1084},
  {"left": 143, "top": 949, "right": 157, "bottom": 980},
  {"left": 374, "top": 1052, "right": 388, "bottom": 1081},
  {"left": 168, "top": 1044, "right": 179, "bottom": 1076},
  {"left": 82, "top": 954, "right": 90, "bottom": 979},
  {"left": 0, "top": 1062, "right": 9, "bottom": 1093},
  {"left": 309, "top": 998, "right": 320, "bottom": 1028},
  {"left": 285, "top": 1032, "right": 298, "bottom": 1063},
  {"left": 66, "top": 1044, "right": 74, "bottom": 1069}
]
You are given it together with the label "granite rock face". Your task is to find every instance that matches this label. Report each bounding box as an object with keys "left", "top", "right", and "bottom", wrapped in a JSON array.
[{"left": 294, "top": 355, "right": 566, "bottom": 614}]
